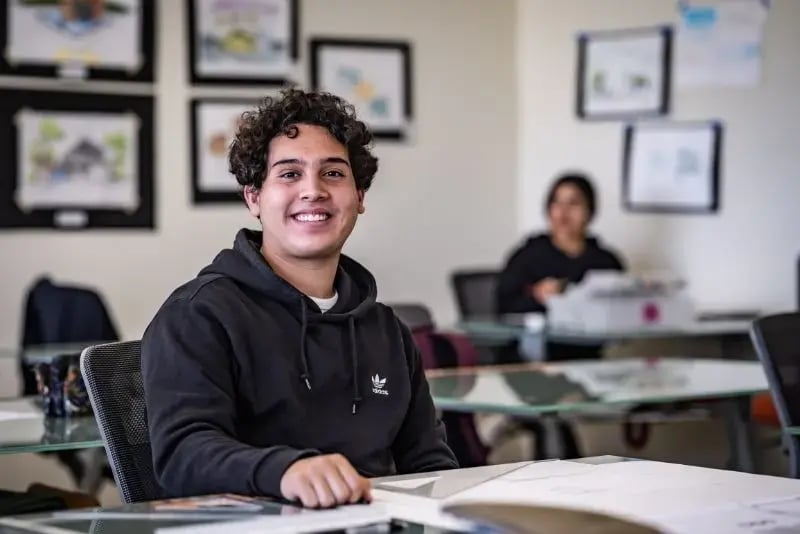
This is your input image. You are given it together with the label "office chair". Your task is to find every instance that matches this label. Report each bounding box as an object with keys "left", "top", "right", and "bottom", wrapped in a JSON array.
[
  {"left": 80, "top": 341, "right": 161, "bottom": 503},
  {"left": 450, "top": 270, "right": 500, "bottom": 320},
  {"left": 750, "top": 312, "right": 800, "bottom": 478},
  {"left": 388, "top": 303, "right": 436, "bottom": 331}
]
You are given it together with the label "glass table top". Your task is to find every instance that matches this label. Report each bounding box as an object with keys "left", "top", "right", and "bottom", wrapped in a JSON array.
[
  {"left": 458, "top": 314, "right": 753, "bottom": 345},
  {"left": 0, "top": 398, "right": 102, "bottom": 455},
  {"left": 0, "top": 343, "right": 107, "bottom": 363},
  {"left": 426, "top": 357, "right": 768, "bottom": 416}
]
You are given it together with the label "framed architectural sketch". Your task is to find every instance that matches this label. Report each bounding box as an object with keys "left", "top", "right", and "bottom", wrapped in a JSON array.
[
  {"left": 310, "top": 38, "right": 412, "bottom": 140},
  {"left": 0, "top": 89, "right": 155, "bottom": 229},
  {"left": 187, "top": 0, "right": 298, "bottom": 86},
  {"left": 622, "top": 121, "right": 723, "bottom": 214},
  {"left": 191, "top": 98, "right": 256, "bottom": 204},
  {"left": 577, "top": 26, "right": 671, "bottom": 120},
  {"left": 0, "top": 0, "right": 155, "bottom": 81}
]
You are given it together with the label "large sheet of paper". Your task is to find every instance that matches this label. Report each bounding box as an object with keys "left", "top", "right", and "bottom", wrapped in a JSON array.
[{"left": 676, "top": 0, "right": 768, "bottom": 88}]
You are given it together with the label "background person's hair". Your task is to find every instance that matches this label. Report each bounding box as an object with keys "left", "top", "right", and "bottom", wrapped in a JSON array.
[
  {"left": 229, "top": 88, "right": 379, "bottom": 194},
  {"left": 544, "top": 172, "right": 597, "bottom": 220}
]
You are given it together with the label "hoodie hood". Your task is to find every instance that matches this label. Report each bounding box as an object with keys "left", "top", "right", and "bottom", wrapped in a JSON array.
[
  {"left": 199, "top": 228, "right": 377, "bottom": 319},
  {"left": 198, "top": 228, "right": 378, "bottom": 413}
]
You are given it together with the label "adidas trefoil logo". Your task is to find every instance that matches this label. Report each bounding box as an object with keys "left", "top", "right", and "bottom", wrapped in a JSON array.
[{"left": 372, "top": 374, "right": 388, "bottom": 396}]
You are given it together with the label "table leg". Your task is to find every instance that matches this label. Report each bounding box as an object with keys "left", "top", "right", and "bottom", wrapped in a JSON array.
[{"left": 721, "top": 397, "right": 757, "bottom": 473}]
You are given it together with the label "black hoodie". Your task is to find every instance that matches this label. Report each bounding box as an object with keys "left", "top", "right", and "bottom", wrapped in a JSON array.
[
  {"left": 141, "top": 229, "right": 457, "bottom": 499},
  {"left": 496, "top": 233, "right": 625, "bottom": 315}
]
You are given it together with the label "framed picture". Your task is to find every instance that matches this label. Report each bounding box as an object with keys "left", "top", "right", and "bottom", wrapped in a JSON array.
[
  {"left": 187, "top": 0, "right": 298, "bottom": 86},
  {"left": 0, "top": 0, "right": 155, "bottom": 82},
  {"left": 190, "top": 98, "right": 257, "bottom": 204},
  {"left": 577, "top": 26, "right": 671, "bottom": 120},
  {"left": 0, "top": 88, "right": 155, "bottom": 229},
  {"left": 310, "top": 38, "right": 412, "bottom": 140},
  {"left": 622, "top": 121, "right": 723, "bottom": 214}
]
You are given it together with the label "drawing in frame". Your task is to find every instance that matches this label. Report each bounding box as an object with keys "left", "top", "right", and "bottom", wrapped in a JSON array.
[
  {"left": 576, "top": 26, "right": 671, "bottom": 120},
  {"left": 310, "top": 38, "right": 412, "bottom": 140},
  {"left": 0, "top": 88, "right": 155, "bottom": 229},
  {"left": 0, "top": 0, "right": 155, "bottom": 82},
  {"left": 622, "top": 120, "right": 723, "bottom": 214},
  {"left": 187, "top": 0, "right": 298, "bottom": 86},
  {"left": 190, "top": 97, "right": 257, "bottom": 204}
]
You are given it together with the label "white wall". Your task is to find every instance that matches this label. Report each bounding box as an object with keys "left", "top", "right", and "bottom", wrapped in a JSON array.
[
  {"left": 0, "top": 0, "right": 518, "bottom": 346},
  {"left": 517, "top": 0, "right": 800, "bottom": 312}
]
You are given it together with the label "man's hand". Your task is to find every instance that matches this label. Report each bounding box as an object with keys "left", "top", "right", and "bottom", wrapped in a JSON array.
[
  {"left": 531, "top": 277, "right": 563, "bottom": 304},
  {"left": 280, "top": 454, "right": 372, "bottom": 508}
]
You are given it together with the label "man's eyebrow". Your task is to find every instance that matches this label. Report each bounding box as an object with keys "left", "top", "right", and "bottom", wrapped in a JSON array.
[{"left": 270, "top": 157, "right": 351, "bottom": 168}]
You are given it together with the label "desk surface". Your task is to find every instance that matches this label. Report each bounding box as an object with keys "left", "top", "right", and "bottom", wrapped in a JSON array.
[
  {"left": 0, "top": 343, "right": 105, "bottom": 364},
  {"left": 459, "top": 315, "right": 753, "bottom": 346},
  {"left": 426, "top": 357, "right": 767, "bottom": 416},
  {"left": 0, "top": 398, "right": 101, "bottom": 455}
]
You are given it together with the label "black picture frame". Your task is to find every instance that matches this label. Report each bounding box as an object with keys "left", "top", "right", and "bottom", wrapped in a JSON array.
[
  {"left": 0, "top": 88, "right": 155, "bottom": 230},
  {"left": 186, "top": 0, "right": 299, "bottom": 86},
  {"left": 622, "top": 121, "right": 723, "bottom": 214},
  {"left": 310, "top": 38, "right": 413, "bottom": 140},
  {"left": 576, "top": 26, "right": 671, "bottom": 121},
  {"left": 0, "top": 0, "right": 155, "bottom": 82},
  {"left": 190, "top": 97, "right": 257, "bottom": 204}
]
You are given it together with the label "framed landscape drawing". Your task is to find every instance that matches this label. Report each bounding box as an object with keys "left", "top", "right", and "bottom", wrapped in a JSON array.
[
  {"left": 187, "top": 0, "right": 298, "bottom": 85},
  {"left": 0, "top": 89, "right": 155, "bottom": 229},
  {"left": 623, "top": 121, "right": 722, "bottom": 214},
  {"left": 310, "top": 38, "right": 412, "bottom": 140},
  {"left": 0, "top": 0, "right": 155, "bottom": 81},
  {"left": 577, "top": 26, "right": 671, "bottom": 120},
  {"left": 191, "top": 98, "right": 256, "bottom": 204}
]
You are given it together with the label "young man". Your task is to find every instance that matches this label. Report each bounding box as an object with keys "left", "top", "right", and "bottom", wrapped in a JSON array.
[{"left": 141, "top": 89, "right": 458, "bottom": 508}]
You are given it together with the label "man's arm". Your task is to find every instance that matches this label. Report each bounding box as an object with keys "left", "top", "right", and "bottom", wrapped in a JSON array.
[
  {"left": 141, "top": 298, "right": 318, "bottom": 498},
  {"left": 390, "top": 323, "right": 459, "bottom": 474}
]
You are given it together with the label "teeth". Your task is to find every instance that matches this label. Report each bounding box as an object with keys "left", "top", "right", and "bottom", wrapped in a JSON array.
[{"left": 294, "top": 213, "right": 329, "bottom": 222}]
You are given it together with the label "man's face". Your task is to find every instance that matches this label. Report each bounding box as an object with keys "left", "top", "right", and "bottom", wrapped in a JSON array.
[{"left": 244, "top": 123, "right": 365, "bottom": 261}]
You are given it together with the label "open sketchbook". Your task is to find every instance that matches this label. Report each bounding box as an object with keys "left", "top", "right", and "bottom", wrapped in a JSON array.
[{"left": 374, "top": 460, "right": 800, "bottom": 533}]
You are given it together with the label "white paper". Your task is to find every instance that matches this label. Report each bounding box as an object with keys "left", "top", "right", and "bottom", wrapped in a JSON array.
[
  {"left": 317, "top": 46, "right": 405, "bottom": 129},
  {"left": 156, "top": 505, "right": 390, "bottom": 534},
  {"left": 194, "top": 0, "right": 293, "bottom": 79},
  {"left": 676, "top": 0, "right": 768, "bottom": 88},
  {"left": 0, "top": 411, "right": 42, "bottom": 422},
  {"left": 583, "top": 32, "right": 667, "bottom": 115},
  {"left": 15, "top": 110, "right": 140, "bottom": 211},
  {"left": 195, "top": 102, "right": 254, "bottom": 192},
  {"left": 627, "top": 123, "right": 717, "bottom": 209},
  {"left": 7, "top": 0, "right": 141, "bottom": 71},
  {"left": 371, "top": 490, "right": 473, "bottom": 532},
  {"left": 661, "top": 500, "right": 800, "bottom": 534},
  {"left": 379, "top": 475, "right": 441, "bottom": 490}
]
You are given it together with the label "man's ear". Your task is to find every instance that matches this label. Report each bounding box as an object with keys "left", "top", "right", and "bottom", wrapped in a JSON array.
[
  {"left": 243, "top": 185, "right": 261, "bottom": 218},
  {"left": 357, "top": 190, "right": 366, "bottom": 214}
]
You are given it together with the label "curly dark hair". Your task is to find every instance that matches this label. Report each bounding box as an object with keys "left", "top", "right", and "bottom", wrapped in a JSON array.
[{"left": 228, "top": 88, "right": 379, "bottom": 193}]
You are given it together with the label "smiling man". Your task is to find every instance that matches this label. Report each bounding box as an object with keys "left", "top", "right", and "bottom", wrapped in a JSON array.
[{"left": 141, "top": 89, "right": 457, "bottom": 508}]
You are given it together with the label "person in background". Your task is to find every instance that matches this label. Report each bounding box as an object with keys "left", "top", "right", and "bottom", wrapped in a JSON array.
[
  {"left": 141, "top": 89, "right": 457, "bottom": 509},
  {"left": 496, "top": 172, "right": 625, "bottom": 323}
]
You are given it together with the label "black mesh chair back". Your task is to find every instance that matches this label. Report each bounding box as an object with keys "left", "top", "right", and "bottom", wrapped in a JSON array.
[
  {"left": 750, "top": 313, "right": 800, "bottom": 477},
  {"left": 80, "top": 341, "right": 161, "bottom": 502},
  {"left": 451, "top": 270, "right": 500, "bottom": 320},
  {"left": 389, "top": 303, "right": 435, "bottom": 331}
]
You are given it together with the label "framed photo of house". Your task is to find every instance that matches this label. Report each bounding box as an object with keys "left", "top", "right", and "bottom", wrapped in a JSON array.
[
  {"left": 577, "top": 26, "right": 671, "bottom": 120},
  {"left": 187, "top": 0, "right": 298, "bottom": 86},
  {"left": 0, "top": 0, "right": 155, "bottom": 82},
  {"left": 310, "top": 38, "right": 412, "bottom": 140},
  {"left": 622, "top": 121, "right": 723, "bottom": 214},
  {"left": 190, "top": 98, "right": 257, "bottom": 204},
  {"left": 0, "top": 88, "right": 155, "bottom": 229}
]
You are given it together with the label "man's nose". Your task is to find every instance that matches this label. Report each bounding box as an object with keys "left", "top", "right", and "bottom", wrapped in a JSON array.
[{"left": 299, "top": 175, "right": 329, "bottom": 201}]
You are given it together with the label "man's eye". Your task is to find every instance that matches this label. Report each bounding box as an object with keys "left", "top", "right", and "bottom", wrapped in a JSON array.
[
  {"left": 280, "top": 171, "right": 299, "bottom": 178},
  {"left": 325, "top": 170, "right": 344, "bottom": 177}
]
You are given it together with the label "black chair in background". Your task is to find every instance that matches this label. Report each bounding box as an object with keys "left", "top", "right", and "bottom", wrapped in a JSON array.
[
  {"left": 750, "top": 312, "right": 800, "bottom": 478},
  {"left": 450, "top": 270, "right": 500, "bottom": 320},
  {"left": 80, "top": 340, "right": 161, "bottom": 503},
  {"left": 19, "top": 276, "right": 119, "bottom": 488}
]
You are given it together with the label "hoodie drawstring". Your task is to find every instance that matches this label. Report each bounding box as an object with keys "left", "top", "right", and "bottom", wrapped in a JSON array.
[
  {"left": 299, "top": 300, "right": 312, "bottom": 391},
  {"left": 348, "top": 316, "right": 361, "bottom": 415},
  {"left": 297, "top": 299, "right": 362, "bottom": 415}
]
